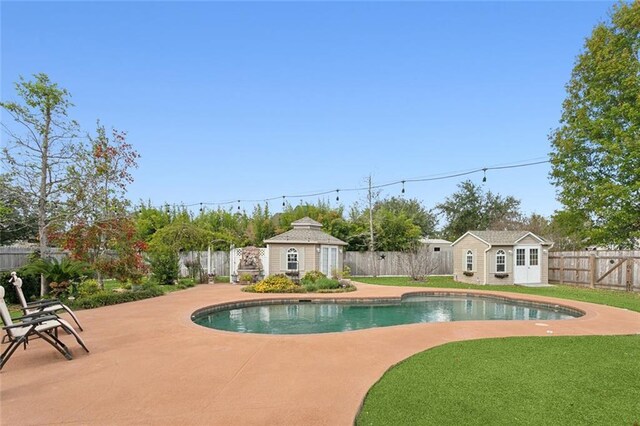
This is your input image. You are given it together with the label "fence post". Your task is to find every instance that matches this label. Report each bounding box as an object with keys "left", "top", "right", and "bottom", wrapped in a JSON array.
[
  {"left": 626, "top": 259, "right": 634, "bottom": 292},
  {"left": 559, "top": 254, "right": 564, "bottom": 285},
  {"left": 589, "top": 253, "right": 596, "bottom": 288}
]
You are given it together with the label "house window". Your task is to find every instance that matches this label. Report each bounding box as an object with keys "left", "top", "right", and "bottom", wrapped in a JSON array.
[
  {"left": 287, "top": 248, "right": 298, "bottom": 270},
  {"left": 465, "top": 250, "right": 473, "bottom": 271},
  {"left": 434, "top": 247, "right": 441, "bottom": 252},
  {"left": 496, "top": 250, "right": 506, "bottom": 272}
]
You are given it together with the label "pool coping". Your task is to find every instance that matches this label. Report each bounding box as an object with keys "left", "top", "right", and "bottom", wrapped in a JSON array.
[{"left": 1, "top": 282, "right": 638, "bottom": 425}]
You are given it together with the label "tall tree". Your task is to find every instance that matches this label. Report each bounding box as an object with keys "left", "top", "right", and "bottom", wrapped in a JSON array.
[
  {"left": 436, "top": 180, "right": 522, "bottom": 240},
  {"left": 64, "top": 122, "right": 141, "bottom": 287},
  {"left": 550, "top": 2, "right": 640, "bottom": 248},
  {"left": 1, "top": 74, "right": 79, "bottom": 295}
]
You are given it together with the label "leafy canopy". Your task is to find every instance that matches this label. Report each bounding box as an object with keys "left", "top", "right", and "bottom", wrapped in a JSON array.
[{"left": 549, "top": 2, "right": 640, "bottom": 248}]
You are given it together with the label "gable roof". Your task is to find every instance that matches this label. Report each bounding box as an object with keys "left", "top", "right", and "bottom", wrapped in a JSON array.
[
  {"left": 451, "top": 230, "right": 552, "bottom": 246},
  {"left": 264, "top": 217, "right": 347, "bottom": 246}
]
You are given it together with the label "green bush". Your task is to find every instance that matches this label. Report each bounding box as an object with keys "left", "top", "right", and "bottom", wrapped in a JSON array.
[
  {"left": 302, "top": 283, "right": 318, "bottom": 292},
  {"left": 239, "top": 273, "right": 254, "bottom": 283},
  {"left": 69, "top": 287, "right": 164, "bottom": 309},
  {"left": 302, "top": 270, "right": 326, "bottom": 283},
  {"left": 176, "top": 278, "right": 196, "bottom": 289},
  {"left": 242, "top": 274, "right": 303, "bottom": 293},
  {"left": 149, "top": 249, "right": 179, "bottom": 285},
  {"left": 316, "top": 277, "right": 341, "bottom": 290},
  {"left": 77, "top": 279, "right": 101, "bottom": 298}
]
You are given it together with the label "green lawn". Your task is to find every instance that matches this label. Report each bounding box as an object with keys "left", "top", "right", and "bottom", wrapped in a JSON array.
[
  {"left": 353, "top": 276, "right": 640, "bottom": 312},
  {"left": 354, "top": 277, "right": 640, "bottom": 425},
  {"left": 356, "top": 335, "right": 640, "bottom": 425}
]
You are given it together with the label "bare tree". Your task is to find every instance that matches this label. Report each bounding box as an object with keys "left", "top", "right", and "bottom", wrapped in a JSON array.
[
  {"left": 400, "top": 244, "right": 441, "bottom": 282},
  {"left": 1, "top": 74, "right": 80, "bottom": 295}
]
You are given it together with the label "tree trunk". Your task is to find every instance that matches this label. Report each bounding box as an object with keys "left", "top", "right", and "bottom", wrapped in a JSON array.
[{"left": 38, "top": 107, "right": 52, "bottom": 297}]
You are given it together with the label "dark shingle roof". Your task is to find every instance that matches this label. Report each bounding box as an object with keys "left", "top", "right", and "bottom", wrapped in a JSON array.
[{"left": 264, "top": 217, "right": 347, "bottom": 245}]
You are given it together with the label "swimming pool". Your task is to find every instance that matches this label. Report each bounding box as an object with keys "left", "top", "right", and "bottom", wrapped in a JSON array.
[{"left": 192, "top": 293, "right": 583, "bottom": 334}]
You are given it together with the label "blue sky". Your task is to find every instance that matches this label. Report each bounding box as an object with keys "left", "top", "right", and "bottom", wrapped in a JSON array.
[{"left": 1, "top": 1, "right": 615, "bottom": 221}]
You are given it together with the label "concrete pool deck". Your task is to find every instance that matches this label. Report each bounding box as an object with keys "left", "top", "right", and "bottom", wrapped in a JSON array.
[{"left": 2, "top": 282, "right": 639, "bottom": 425}]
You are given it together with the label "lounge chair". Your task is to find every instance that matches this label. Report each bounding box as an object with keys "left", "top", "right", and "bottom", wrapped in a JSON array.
[
  {"left": 0, "top": 286, "right": 89, "bottom": 370},
  {"left": 9, "top": 272, "right": 83, "bottom": 331}
]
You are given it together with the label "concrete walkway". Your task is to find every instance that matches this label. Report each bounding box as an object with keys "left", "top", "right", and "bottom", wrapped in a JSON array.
[{"left": 2, "top": 282, "right": 639, "bottom": 425}]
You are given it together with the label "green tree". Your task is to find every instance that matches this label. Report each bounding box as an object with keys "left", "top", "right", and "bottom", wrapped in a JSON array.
[
  {"left": 374, "top": 210, "right": 422, "bottom": 251},
  {"left": 246, "top": 204, "right": 275, "bottom": 246},
  {"left": 373, "top": 197, "right": 437, "bottom": 237},
  {"left": 65, "top": 122, "right": 141, "bottom": 287},
  {"left": 436, "top": 180, "right": 523, "bottom": 240},
  {"left": 1, "top": 74, "right": 80, "bottom": 295},
  {"left": 549, "top": 2, "right": 640, "bottom": 248},
  {"left": 0, "top": 176, "right": 38, "bottom": 244}
]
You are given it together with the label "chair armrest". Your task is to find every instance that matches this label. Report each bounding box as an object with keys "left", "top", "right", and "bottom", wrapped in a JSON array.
[
  {"left": 3, "top": 315, "right": 59, "bottom": 330},
  {"left": 15, "top": 311, "right": 60, "bottom": 322},
  {"left": 26, "top": 299, "right": 60, "bottom": 308}
]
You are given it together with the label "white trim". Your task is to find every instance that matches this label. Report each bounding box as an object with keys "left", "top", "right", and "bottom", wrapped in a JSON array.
[
  {"left": 514, "top": 232, "right": 545, "bottom": 244},
  {"left": 451, "top": 231, "right": 491, "bottom": 247}
]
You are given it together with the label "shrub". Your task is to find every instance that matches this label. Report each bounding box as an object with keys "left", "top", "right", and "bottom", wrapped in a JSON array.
[
  {"left": 149, "top": 249, "right": 179, "bottom": 285},
  {"left": 49, "top": 281, "right": 71, "bottom": 298},
  {"left": 302, "top": 270, "right": 326, "bottom": 283},
  {"left": 77, "top": 279, "right": 101, "bottom": 298},
  {"left": 302, "top": 283, "right": 318, "bottom": 292},
  {"left": 242, "top": 274, "right": 303, "bottom": 293},
  {"left": 176, "top": 278, "right": 196, "bottom": 289},
  {"left": 315, "top": 278, "right": 341, "bottom": 290},
  {"left": 69, "top": 287, "right": 164, "bottom": 309},
  {"left": 21, "top": 257, "right": 92, "bottom": 285},
  {"left": 239, "top": 273, "right": 254, "bottom": 283}
]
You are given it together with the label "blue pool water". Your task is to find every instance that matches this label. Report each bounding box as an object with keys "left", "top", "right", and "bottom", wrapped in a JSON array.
[{"left": 192, "top": 294, "right": 582, "bottom": 335}]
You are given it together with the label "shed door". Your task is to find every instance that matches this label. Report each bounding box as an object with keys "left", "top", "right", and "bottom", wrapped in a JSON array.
[
  {"left": 514, "top": 246, "right": 541, "bottom": 284},
  {"left": 321, "top": 246, "right": 338, "bottom": 277}
]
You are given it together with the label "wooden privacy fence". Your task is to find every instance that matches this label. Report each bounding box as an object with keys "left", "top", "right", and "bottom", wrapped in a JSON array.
[
  {"left": 344, "top": 251, "right": 453, "bottom": 276},
  {"left": 0, "top": 247, "right": 67, "bottom": 272},
  {"left": 548, "top": 250, "right": 640, "bottom": 292}
]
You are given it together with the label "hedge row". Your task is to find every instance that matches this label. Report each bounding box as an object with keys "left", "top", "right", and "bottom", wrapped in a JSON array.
[{"left": 69, "top": 287, "right": 165, "bottom": 309}]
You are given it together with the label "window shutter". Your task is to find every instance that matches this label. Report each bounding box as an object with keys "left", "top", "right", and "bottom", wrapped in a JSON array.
[
  {"left": 473, "top": 249, "right": 478, "bottom": 272},
  {"left": 299, "top": 247, "right": 305, "bottom": 272},
  {"left": 280, "top": 247, "right": 286, "bottom": 271},
  {"left": 462, "top": 250, "right": 467, "bottom": 270}
]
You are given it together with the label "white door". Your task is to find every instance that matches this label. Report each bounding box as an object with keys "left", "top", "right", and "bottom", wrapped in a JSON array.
[
  {"left": 514, "top": 246, "right": 541, "bottom": 284},
  {"left": 321, "top": 246, "right": 338, "bottom": 277}
]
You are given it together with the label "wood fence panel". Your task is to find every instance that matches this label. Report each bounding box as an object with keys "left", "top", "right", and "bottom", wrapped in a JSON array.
[
  {"left": 549, "top": 250, "right": 640, "bottom": 292},
  {"left": 0, "top": 247, "right": 67, "bottom": 272},
  {"left": 344, "top": 251, "right": 453, "bottom": 276}
]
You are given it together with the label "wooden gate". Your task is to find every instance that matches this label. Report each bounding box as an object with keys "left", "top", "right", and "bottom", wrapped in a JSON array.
[{"left": 548, "top": 251, "right": 640, "bottom": 292}]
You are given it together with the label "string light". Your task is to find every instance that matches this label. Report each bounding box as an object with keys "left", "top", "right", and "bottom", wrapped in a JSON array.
[
  {"left": 199, "top": 202, "right": 203, "bottom": 213},
  {"left": 151, "top": 158, "right": 548, "bottom": 211},
  {"left": 336, "top": 189, "right": 340, "bottom": 202}
]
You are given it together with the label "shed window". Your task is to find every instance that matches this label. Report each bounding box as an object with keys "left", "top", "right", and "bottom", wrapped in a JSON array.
[
  {"left": 287, "top": 248, "right": 298, "bottom": 271},
  {"left": 465, "top": 250, "right": 473, "bottom": 271},
  {"left": 433, "top": 247, "right": 441, "bottom": 252},
  {"left": 496, "top": 250, "right": 506, "bottom": 272}
]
